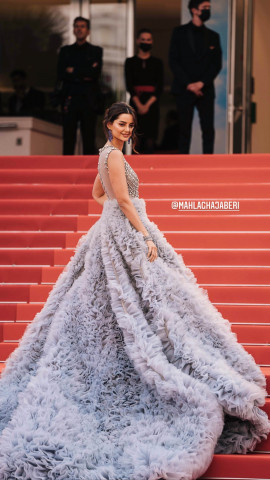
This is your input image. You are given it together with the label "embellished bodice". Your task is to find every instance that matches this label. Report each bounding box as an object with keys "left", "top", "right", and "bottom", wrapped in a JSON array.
[{"left": 98, "top": 144, "right": 139, "bottom": 200}]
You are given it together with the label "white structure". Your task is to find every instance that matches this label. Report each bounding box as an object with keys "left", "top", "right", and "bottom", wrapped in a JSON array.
[{"left": 0, "top": 117, "right": 62, "bottom": 156}]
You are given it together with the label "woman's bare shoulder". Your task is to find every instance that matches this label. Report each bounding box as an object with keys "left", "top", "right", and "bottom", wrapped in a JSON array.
[{"left": 107, "top": 149, "right": 125, "bottom": 166}]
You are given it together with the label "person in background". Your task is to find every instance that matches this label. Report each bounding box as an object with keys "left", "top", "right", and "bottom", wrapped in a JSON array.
[
  {"left": 158, "top": 109, "right": 179, "bottom": 152},
  {"left": 125, "top": 28, "right": 163, "bottom": 154},
  {"left": 57, "top": 16, "right": 103, "bottom": 155},
  {"left": 169, "top": 0, "right": 222, "bottom": 154},
  {"left": 8, "top": 70, "right": 45, "bottom": 117}
]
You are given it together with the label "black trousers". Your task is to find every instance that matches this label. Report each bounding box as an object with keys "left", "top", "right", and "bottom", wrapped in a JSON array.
[
  {"left": 175, "top": 90, "right": 215, "bottom": 154},
  {"left": 62, "top": 95, "right": 97, "bottom": 155},
  {"left": 131, "top": 98, "right": 159, "bottom": 154}
]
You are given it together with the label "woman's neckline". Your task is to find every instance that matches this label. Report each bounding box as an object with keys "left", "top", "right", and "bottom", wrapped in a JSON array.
[{"left": 99, "top": 143, "right": 125, "bottom": 157}]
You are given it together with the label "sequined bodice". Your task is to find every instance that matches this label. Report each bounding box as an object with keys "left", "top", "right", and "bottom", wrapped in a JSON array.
[{"left": 98, "top": 144, "right": 139, "bottom": 199}]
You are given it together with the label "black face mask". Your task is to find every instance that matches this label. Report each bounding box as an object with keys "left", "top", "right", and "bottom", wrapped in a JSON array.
[
  {"left": 199, "top": 9, "right": 211, "bottom": 22},
  {"left": 139, "top": 42, "right": 152, "bottom": 52}
]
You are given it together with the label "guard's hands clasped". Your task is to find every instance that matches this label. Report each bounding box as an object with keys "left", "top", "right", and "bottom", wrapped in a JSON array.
[
  {"left": 187, "top": 81, "right": 204, "bottom": 97},
  {"left": 146, "top": 240, "right": 158, "bottom": 262}
]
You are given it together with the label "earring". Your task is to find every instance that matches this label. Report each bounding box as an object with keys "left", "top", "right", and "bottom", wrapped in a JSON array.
[
  {"left": 108, "top": 130, "right": 113, "bottom": 142},
  {"left": 128, "top": 137, "right": 131, "bottom": 145}
]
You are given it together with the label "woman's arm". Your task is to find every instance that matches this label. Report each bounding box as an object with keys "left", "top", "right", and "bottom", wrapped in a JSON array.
[
  {"left": 144, "top": 95, "right": 157, "bottom": 109},
  {"left": 155, "top": 58, "right": 164, "bottom": 97},
  {"left": 132, "top": 95, "right": 144, "bottom": 110},
  {"left": 124, "top": 58, "right": 145, "bottom": 113},
  {"left": 143, "top": 59, "right": 163, "bottom": 111},
  {"left": 92, "top": 174, "right": 108, "bottom": 206},
  {"left": 107, "top": 150, "right": 150, "bottom": 237},
  {"left": 124, "top": 58, "right": 136, "bottom": 98}
]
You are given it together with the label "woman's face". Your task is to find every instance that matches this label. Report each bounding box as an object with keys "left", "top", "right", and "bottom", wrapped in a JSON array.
[{"left": 108, "top": 113, "right": 135, "bottom": 142}]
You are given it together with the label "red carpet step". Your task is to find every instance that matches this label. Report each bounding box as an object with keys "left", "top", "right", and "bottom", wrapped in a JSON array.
[
  {"left": 0, "top": 153, "right": 269, "bottom": 169},
  {"left": 1, "top": 198, "right": 270, "bottom": 215},
  {"left": 1, "top": 283, "right": 270, "bottom": 304},
  {"left": 0, "top": 213, "right": 269, "bottom": 231},
  {"left": 0, "top": 248, "right": 270, "bottom": 266},
  {"left": 1, "top": 183, "right": 270, "bottom": 199},
  {"left": 201, "top": 453, "right": 270, "bottom": 478},
  {"left": 1, "top": 265, "right": 270, "bottom": 285},
  {"left": 0, "top": 341, "right": 269, "bottom": 366},
  {"left": 1, "top": 166, "right": 270, "bottom": 183},
  {"left": 1, "top": 322, "right": 269, "bottom": 346},
  {"left": 1, "top": 231, "right": 270, "bottom": 249},
  {"left": 1, "top": 303, "right": 269, "bottom": 325}
]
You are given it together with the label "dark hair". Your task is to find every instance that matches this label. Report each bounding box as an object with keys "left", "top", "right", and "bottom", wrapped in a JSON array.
[
  {"left": 103, "top": 102, "right": 139, "bottom": 153},
  {"left": 73, "top": 16, "right": 90, "bottom": 30},
  {"left": 10, "top": 69, "right": 27, "bottom": 79},
  {"left": 136, "top": 28, "right": 153, "bottom": 39},
  {"left": 188, "top": 0, "right": 210, "bottom": 14}
]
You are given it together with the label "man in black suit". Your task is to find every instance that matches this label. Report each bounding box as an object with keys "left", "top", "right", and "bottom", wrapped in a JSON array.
[
  {"left": 9, "top": 70, "right": 45, "bottom": 117},
  {"left": 57, "top": 16, "right": 103, "bottom": 155},
  {"left": 169, "top": 0, "right": 222, "bottom": 154}
]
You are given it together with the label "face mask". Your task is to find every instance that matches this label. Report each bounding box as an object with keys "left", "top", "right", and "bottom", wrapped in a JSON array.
[
  {"left": 139, "top": 42, "right": 152, "bottom": 52},
  {"left": 199, "top": 9, "right": 211, "bottom": 22}
]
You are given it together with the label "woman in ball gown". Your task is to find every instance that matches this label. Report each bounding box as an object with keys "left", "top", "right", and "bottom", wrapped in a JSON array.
[{"left": 0, "top": 102, "right": 269, "bottom": 480}]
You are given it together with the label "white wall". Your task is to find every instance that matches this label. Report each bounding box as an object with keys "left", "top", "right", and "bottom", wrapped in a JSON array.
[{"left": 0, "top": 117, "right": 62, "bottom": 155}]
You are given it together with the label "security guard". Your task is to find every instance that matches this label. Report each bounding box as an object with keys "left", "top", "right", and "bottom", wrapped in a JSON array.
[
  {"left": 169, "top": 0, "right": 222, "bottom": 154},
  {"left": 57, "top": 16, "right": 103, "bottom": 155}
]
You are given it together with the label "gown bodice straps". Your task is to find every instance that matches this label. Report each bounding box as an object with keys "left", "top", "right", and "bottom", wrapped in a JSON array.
[{"left": 98, "top": 144, "right": 139, "bottom": 200}]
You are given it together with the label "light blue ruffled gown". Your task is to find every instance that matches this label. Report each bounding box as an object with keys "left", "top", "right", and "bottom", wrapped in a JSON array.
[{"left": 0, "top": 144, "right": 269, "bottom": 480}]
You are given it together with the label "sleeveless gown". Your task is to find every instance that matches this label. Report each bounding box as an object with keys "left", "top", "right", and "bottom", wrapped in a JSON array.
[{"left": 0, "top": 144, "right": 269, "bottom": 480}]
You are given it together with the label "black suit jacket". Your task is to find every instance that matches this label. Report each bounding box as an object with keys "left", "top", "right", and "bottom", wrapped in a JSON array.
[
  {"left": 169, "top": 22, "right": 222, "bottom": 97},
  {"left": 57, "top": 42, "right": 103, "bottom": 104},
  {"left": 9, "top": 87, "right": 45, "bottom": 116}
]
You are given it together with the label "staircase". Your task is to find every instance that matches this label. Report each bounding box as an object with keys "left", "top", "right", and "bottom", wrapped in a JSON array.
[{"left": 0, "top": 153, "right": 269, "bottom": 479}]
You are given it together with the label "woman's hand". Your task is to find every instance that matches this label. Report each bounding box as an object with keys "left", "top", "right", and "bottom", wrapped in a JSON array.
[
  {"left": 146, "top": 240, "right": 158, "bottom": 262},
  {"left": 93, "top": 193, "right": 108, "bottom": 206}
]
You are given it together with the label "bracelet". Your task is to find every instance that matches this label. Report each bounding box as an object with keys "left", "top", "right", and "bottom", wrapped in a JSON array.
[{"left": 143, "top": 235, "right": 153, "bottom": 242}]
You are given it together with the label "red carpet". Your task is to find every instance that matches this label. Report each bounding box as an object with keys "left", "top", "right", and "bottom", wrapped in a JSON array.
[{"left": 0, "top": 153, "right": 269, "bottom": 478}]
